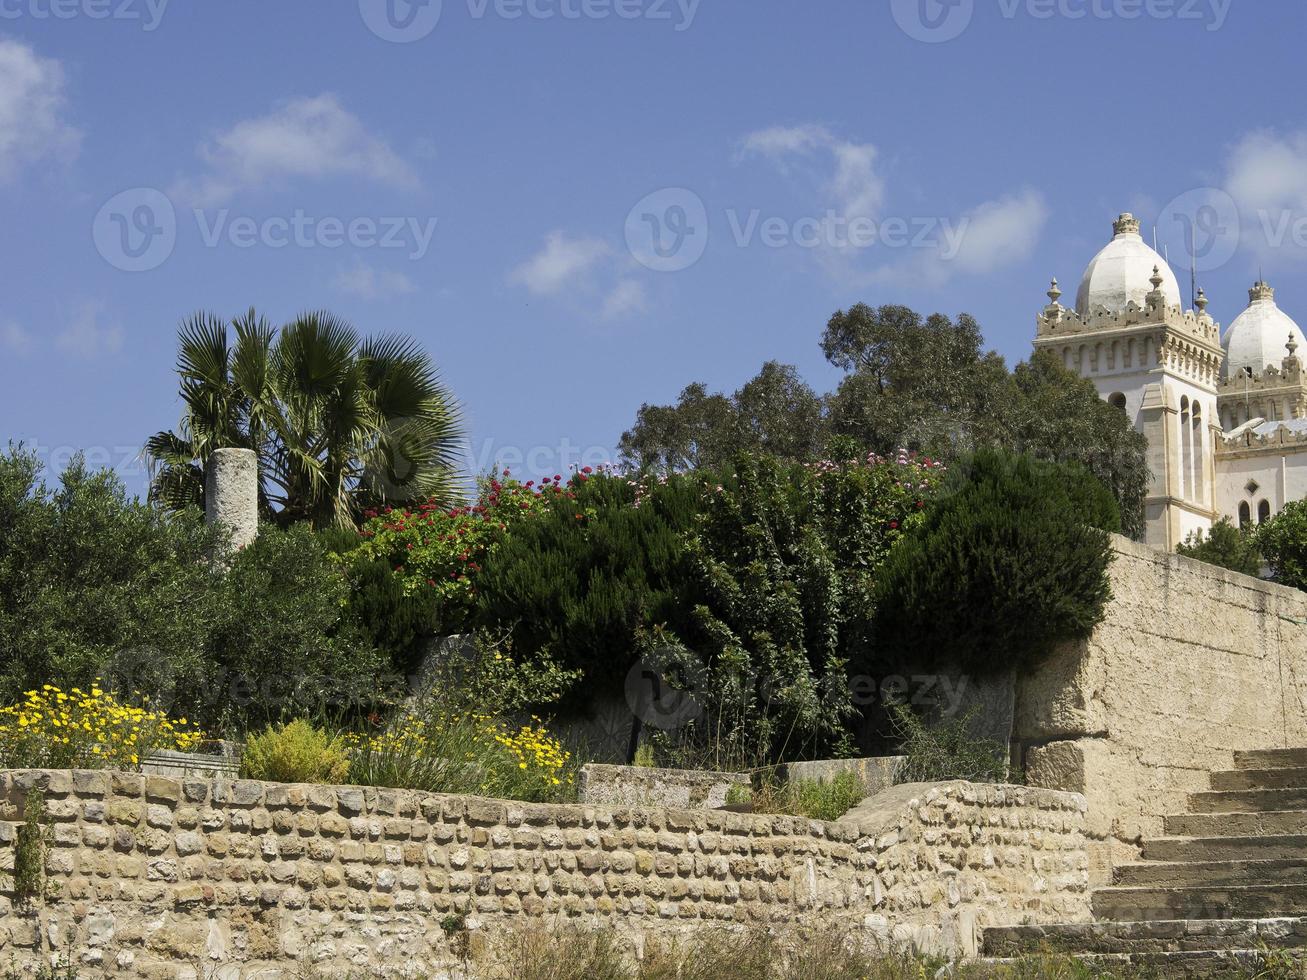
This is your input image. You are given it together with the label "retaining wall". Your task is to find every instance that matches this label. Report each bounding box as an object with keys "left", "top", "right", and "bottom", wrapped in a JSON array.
[
  {"left": 0, "top": 770, "right": 1088, "bottom": 977},
  {"left": 1016, "top": 534, "right": 1307, "bottom": 882}
]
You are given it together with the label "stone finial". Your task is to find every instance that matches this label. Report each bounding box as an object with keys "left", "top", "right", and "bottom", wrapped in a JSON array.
[
  {"left": 1113, "top": 213, "right": 1141, "bottom": 237},
  {"left": 1195, "top": 287, "right": 1209, "bottom": 313},
  {"left": 1289, "top": 333, "right": 1300, "bottom": 359},
  {"left": 1149, "top": 265, "right": 1164, "bottom": 291},
  {"left": 1047, "top": 278, "right": 1062, "bottom": 304},
  {"left": 1250, "top": 280, "right": 1275, "bottom": 304},
  {"left": 205, "top": 448, "right": 259, "bottom": 556}
]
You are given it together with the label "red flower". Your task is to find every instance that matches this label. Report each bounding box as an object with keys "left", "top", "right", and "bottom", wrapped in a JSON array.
[
  {"left": 889, "top": 521, "right": 899, "bottom": 530},
  {"left": 581, "top": 466, "right": 593, "bottom": 475}
]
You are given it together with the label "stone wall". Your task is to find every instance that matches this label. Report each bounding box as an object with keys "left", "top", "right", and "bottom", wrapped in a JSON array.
[
  {"left": 577, "top": 764, "right": 750, "bottom": 810},
  {"left": 0, "top": 770, "right": 1088, "bottom": 976},
  {"left": 1016, "top": 534, "right": 1307, "bottom": 882}
]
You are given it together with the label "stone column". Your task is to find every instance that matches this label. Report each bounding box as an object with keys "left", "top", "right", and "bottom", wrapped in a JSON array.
[{"left": 205, "top": 448, "right": 259, "bottom": 554}]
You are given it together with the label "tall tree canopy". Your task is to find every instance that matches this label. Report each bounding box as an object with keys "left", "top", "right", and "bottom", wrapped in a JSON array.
[
  {"left": 619, "top": 361, "right": 824, "bottom": 471},
  {"left": 620, "top": 303, "right": 1150, "bottom": 539},
  {"left": 147, "top": 310, "right": 463, "bottom": 528}
]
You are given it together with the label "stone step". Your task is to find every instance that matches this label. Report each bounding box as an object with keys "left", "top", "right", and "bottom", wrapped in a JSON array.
[
  {"left": 1190, "top": 788, "right": 1307, "bottom": 813},
  {"left": 1165, "top": 809, "right": 1307, "bottom": 838},
  {"left": 1211, "top": 767, "right": 1307, "bottom": 791},
  {"left": 1142, "top": 834, "right": 1307, "bottom": 863},
  {"left": 1093, "top": 883, "right": 1307, "bottom": 921},
  {"left": 1113, "top": 858, "right": 1307, "bottom": 888},
  {"left": 986, "top": 949, "right": 1302, "bottom": 978},
  {"left": 982, "top": 917, "right": 1307, "bottom": 957},
  {"left": 1235, "top": 748, "right": 1307, "bottom": 770}
]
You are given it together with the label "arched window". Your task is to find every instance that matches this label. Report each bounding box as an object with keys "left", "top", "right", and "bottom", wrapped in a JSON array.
[
  {"left": 1191, "top": 402, "right": 1205, "bottom": 501},
  {"left": 1179, "top": 396, "right": 1191, "bottom": 501},
  {"left": 1108, "top": 393, "right": 1127, "bottom": 412},
  {"left": 1109, "top": 340, "right": 1119, "bottom": 370},
  {"left": 1125, "top": 338, "right": 1135, "bottom": 368},
  {"left": 1239, "top": 502, "right": 1252, "bottom": 528},
  {"left": 1259, "top": 500, "right": 1272, "bottom": 523}
]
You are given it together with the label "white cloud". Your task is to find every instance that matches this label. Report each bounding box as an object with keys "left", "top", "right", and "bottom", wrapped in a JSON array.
[
  {"left": 1, "top": 320, "right": 30, "bottom": 354},
  {"left": 864, "top": 189, "right": 1049, "bottom": 289},
  {"left": 1226, "top": 130, "right": 1307, "bottom": 214},
  {"left": 738, "top": 124, "right": 834, "bottom": 161},
  {"left": 947, "top": 189, "right": 1049, "bottom": 275},
  {"left": 739, "top": 124, "right": 883, "bottom": 220},
  {"left": 0, "top": 39, "right": 80, "bottom": 183},
  {"left": 172, "top": 94, "right": 418, "bottom": 206},
  {"left": 55, "top": 305, "right": 124, "bottom": 358},
  {"left": 740, "top": 121, "right": 1042, "bottom": 285},
  {"left": 510, "top": 232, "right": 611, "bottom": 296},
  {"left": 601, "top": 279, "right": 648, "bottom": 319},
  {"left": 333, "top": 261, "right": 417, "bottom": 300}
]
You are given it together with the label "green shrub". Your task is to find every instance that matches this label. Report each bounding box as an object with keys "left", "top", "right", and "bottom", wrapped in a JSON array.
[
  {"left": 744, "top": 770, "right": 867, "bottom": 822},
  {"left": 873, "top": 449, "right": 1115, "bottom": 676},
  {"left": 790, "top": 770, "right": 867, "bottom": 821},
  {"left": 240, "top": 719, "right": 352, "bottom": 784},
  {"left": 13, "top": 790, "right": 53, "bottom": 908},
  {"left": 890, "top": 703, "right": 1009, "bottom": 785},
  {"left": 475, "top": 468, "right": 702, "bottom": 696},
  {"left": 0, "top": 447, "right": 386, "bottom": 734},
  {"left": 1178, "top": 517, "right": 1263, "bottom": 577},
  {"left": 0, "top": 448, "right": 218, "bottom": 710},
  {"left": 1257, "top": 500, "right": 1307, "bottom": 591},
  {"left": 345, "top": 695, "right": 575, "bottom": 802},
  {"left": 201, "top": 524, "right": 388, "bottom": 730},
  {"left": 649, "top": 451, "right": 947, "bottom": 769}
]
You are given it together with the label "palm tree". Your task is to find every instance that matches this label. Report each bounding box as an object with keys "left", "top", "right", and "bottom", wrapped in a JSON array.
[{"left": 147, "top": 309, "right": 464, "bottom": 528}]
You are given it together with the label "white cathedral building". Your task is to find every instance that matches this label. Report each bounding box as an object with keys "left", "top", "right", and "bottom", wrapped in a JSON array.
[{"left": 1034, "top": 212, "right": 1307, "bottom": 551}]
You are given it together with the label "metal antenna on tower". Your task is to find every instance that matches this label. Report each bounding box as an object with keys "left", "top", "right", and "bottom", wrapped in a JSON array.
[{"left": 1190, "top": 223, "right": 1198, "bottom": 311}]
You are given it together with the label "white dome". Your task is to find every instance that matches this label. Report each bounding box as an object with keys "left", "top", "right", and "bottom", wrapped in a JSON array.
[
  {"left": 1222, "top": 281, "right": 1307, "bottom": 378},
  {"left": 1075, "top": 213, "right": 1184, "bottom": 316}
]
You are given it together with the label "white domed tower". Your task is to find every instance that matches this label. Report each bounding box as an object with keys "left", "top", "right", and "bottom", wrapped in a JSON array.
[
  {"left": 1034, "top": 213, "right": 1224, "bottom": 550},
  {"left": 1221, "top": 281, "right": 1307, "bottom": 383},
  {"left": 1214, "top": 281, "right": 1307, "bottom": 529},
  {"left": 1076, "top": 213, "right": 1184, "bottom": 317}
]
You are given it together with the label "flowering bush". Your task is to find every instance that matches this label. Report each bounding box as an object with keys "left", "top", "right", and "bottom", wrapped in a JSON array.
[
  {"left": 344, "top": 469, "right": 598, "bottom": 637},
  {"left": 345, "top": 703, "right": 574, "bottom": 802},
  {"left": 0, "top": 684, "right": 204, "bottom": 770}
]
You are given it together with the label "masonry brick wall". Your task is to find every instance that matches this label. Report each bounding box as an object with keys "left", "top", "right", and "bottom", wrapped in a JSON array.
[
  {"left": 0, "top": 771, "right": 1088, "bottom": 977},
  {"left": 1016, "top": 535, "right": 1307, "bottom": 882}
]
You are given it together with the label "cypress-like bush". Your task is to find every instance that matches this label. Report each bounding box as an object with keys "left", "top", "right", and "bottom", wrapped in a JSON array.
[
  {"left": 473, "top": 470, "right": 702, "bottom": 695},
  {"left": 873, "top": 449, "right": 1117, "bottom": 675}
]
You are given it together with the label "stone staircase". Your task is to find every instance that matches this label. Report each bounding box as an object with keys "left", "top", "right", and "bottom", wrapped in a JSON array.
[{"left": 983, "top": 748, "right": 1307, "bottom": 975}]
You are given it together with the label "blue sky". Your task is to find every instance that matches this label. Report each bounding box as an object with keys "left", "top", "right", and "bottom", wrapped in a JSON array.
[{"left": 2, "top": 0, "right": 1305, "bottom": 494}]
